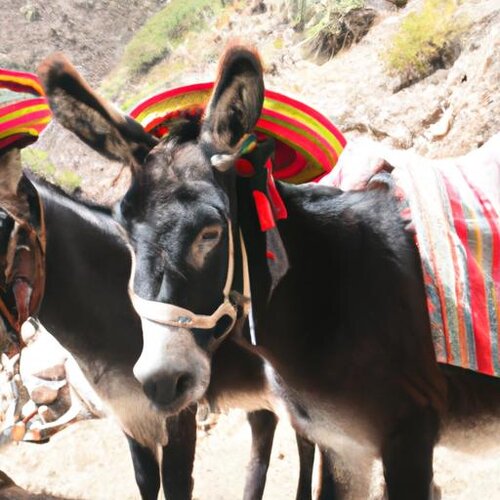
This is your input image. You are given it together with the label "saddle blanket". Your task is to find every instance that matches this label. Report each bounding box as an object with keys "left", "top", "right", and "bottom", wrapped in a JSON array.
[{"left": 321, "top": 135, "right": 500, "bottom": 377}]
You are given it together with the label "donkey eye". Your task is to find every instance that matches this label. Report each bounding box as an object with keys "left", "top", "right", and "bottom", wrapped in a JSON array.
[
  {"left": 201, "top": 228, "right": 221, "bottom": 240},
  {"left": 187, "top": 224, "right": 223, "bottom": 270}
]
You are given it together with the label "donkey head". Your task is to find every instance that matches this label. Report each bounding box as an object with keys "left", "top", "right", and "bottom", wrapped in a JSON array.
[{"left": 39, "top": 46, "right": 265, "bottom": 412}]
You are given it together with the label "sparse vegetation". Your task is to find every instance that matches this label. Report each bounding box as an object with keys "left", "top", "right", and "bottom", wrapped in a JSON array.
[
  {"left": 21, "top": 147, "right": 82, "bottom": 192},
  {"left": 100, "top": 0, "right": 227, "bottom": 102},
  {"left": 122, "top": 0, "right": 223, "bottom": 76},
  {"left": 383, "top": 0, "right": 465, "bottom": 86},
  {"left": 301, "top": 0, "right": 376, "bottom": 62},
  {"left": 55, "top": 170, "right": 82, "bottom": 192},
  {"left": 289, "top": 0, "right": 307, "bottom": 31}
]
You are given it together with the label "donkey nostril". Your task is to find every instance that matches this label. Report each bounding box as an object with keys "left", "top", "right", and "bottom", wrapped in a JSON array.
[
  {"left": 141, "top": 372, "right": 195, "bottom": 408},
  {"left": 143, "top": 380, "right": 157, "bottom": 402},
  {"left": 175, "top": 373, "right": 193, "bottom": 398}
]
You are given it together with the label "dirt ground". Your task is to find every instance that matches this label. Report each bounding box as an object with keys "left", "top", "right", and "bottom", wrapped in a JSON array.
[
  {"left": 1, "top": 410, "right": 500, "bottom": 499},
  {"left": 0, "top": 411, "right": 300, "bottom": 500}
]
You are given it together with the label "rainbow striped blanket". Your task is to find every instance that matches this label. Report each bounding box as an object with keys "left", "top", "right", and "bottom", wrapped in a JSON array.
[
  {"left": 395, "top": 139, "right": 500, "bottom": 377},
  {"left": 324, "top": 137, "right": 500, "bottom": 377}
]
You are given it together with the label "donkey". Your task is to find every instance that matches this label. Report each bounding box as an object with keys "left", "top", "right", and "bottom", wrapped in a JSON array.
[
  {"left": 0, "top": 146, "right": 197, "bottom": 499},
  {"left": 38, "top": 44, "right": 500, "bottom": 499},
  {"left": 36, "top": 154, "right": 328, "bottom": 500},
  {"left": 1, "top": 103, "right": 323, "bottom": 499}
]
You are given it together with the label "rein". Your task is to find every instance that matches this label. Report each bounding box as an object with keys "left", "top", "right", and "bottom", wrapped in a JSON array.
[{"left": 127, "top": 220, "right": 251, "bottom": 338}]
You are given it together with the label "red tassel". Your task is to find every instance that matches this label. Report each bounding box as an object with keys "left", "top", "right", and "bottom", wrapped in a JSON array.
[
  {"left": 252, "top": 190, "right": 276, "bottom": 231},
  {"left": 265, "top": 159, "right": 288, "bottom": 220}
]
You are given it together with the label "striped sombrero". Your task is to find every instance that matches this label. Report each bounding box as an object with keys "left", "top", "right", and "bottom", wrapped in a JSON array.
[
  {"left": 0, "top": 69, "right": 52, "bottom": 153},
  {"left": 129, "top": 83, "right": 346, "bottom": 183}
]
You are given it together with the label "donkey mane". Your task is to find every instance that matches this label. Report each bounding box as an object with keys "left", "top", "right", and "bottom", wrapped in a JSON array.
[
  {"left": 163, "top": 118, "right": 202, "bottom": 146},
  {"left": 25, "top": 171, "right": 111, "bottom": 215},
  {"left": 25, "top": 171, "right": 121, "bottom": 239}
]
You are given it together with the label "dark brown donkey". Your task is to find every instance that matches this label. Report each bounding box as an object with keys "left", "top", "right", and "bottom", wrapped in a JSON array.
[
  {"left": 38, "top": 45, "right": 500, "bottom": 499},
  {"left": 28, "top": 56, "right": 327, "bottom": 499},
  {"left": 1, "top": 145, "right": 322, "bottom": 500}
]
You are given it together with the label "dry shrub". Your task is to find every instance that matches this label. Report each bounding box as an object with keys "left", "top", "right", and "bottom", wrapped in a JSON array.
[
  {"left": 123, "top": 0, "right": 223, "bottom": 75},
  {"left": 302, "top": 1, "right": 376, "bottom": 63},
  {"left": 383, "top": 0, "right": 466, "bottom": 88}
]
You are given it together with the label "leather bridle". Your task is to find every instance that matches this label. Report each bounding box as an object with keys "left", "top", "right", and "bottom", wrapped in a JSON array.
[
  {"left": 0, "top": 178, "right": 46, "bottom": 348},
  {"left": 127, "top": 219, "right": 250, "bottom": 339}
]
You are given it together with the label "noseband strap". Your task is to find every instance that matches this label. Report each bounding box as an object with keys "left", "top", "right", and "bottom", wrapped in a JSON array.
[
  {"left": 129, "top": 293, "right": 238, "bottom": 330},
  {"left": 127, "top": 220, "right": 250, "bottom": 334}
]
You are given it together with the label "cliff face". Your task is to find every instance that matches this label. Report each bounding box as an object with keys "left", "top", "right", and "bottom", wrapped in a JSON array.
[
  {"left": 0, "top": 0, "right": 166, "bottom": 85},
  {"left": 2, "top": 0, "right": 499, "bottom": 203}
]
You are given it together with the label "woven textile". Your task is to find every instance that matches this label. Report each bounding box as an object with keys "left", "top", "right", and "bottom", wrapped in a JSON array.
[
  {"left": 322, "top": 137, "right": 500, "bottom": 377},
  {"left": 395, "top": 146, "right": 500, "bottom": 377}
]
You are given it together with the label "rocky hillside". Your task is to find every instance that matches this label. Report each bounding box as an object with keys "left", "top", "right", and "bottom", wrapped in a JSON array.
[
  {"left": 1, "top": 0, "right": 498, "bottom": 203},
  {"left": 0, "top": 0, "right": 168, "bottom": 85}
]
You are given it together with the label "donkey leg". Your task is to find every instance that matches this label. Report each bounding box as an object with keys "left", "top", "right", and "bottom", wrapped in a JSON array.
[
  {"left": 381, "top": 406, "right": 439, "bottom": 500},
  {"left": 125, "top": 434, "right": 161, "bottom": 500},
  {"left": 294, "top": 439, "right": 344, "bottom": 500},
  {"left": 316, "top": 448, "right": 341, "bottom": 500},
  {"left": 294, "top": 434, "right": 314, "bottom": 500},
  {"left": 243, "top": 409, "right": 278, "bottom": 500},
  {"left": 161, "top": 405, "right": 197, "bottom": 500}
]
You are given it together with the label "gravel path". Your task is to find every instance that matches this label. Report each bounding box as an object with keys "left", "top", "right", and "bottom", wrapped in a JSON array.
[{"left": 2, "top": 410, "right": 500, "bottom": 499}]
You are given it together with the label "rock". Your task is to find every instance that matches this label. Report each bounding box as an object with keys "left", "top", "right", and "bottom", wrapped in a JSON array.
[
  {"left": 19, "top": 4, "right": 40, "bottom": 22},
  {"left": 21, "top": 400, "right": 37, "bottom": 418},
  {"left": 0, "top": 353, "right": 19, "bottom": 378},
  {"left": 249, "top": 0, "right": 266, "bottom": 14},
  {"left": 19, "top": 326, "right": 68, "bottom": 383},
  {"left": 386, "top": 0, "right": 407, "bottom": 6},
  {"left": 426, "top": 106, "right": 454, "bottom": 141},
  {"left": 20, "top": 319, "right": 37, "bottom": 344},
  {"left": 11, "top": 421, "right": 26, "bottom": 441},
  {"left": 37, "top": 405, "right": 59, "bottom": 423},
  {"left": 75, "top": 0, "right": 95, "bottom": 8},
  {"left": 365, "top": 0, "right": 399, "bottom": 10}
]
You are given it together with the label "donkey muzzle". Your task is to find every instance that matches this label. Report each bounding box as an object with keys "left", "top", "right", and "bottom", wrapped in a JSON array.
[{"left": 133, "top": 317, "right": 211, "bottom": 413}]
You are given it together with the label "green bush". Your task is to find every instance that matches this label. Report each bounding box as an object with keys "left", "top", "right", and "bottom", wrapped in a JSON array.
[
  {"left": 21, "top": 148, "right": 56, "bottom": 177},
  {"left": 384, "top": 0, "right": 465, "bottom": 83},
  {"left": 22, "top": 147, "right": 82, "bottom": 192},
  {"left": 123, "top": 0, "right": 222, "bottom": 75}
]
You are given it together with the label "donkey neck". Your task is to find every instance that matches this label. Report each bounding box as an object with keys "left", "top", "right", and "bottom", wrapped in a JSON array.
[
  {"left": 33, "top": 181, "right": 142, "bottom": 366},
  {"left": 238, "top": 179, "right": 427, "bottom": 374}
]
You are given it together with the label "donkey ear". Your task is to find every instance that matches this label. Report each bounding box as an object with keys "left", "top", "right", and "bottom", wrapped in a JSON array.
[
  {"left": 37, "top": 53, "right": 158, "bottom": 167},
  {"left": 202, "top": 45, "right": 264, "bottom": 154}
]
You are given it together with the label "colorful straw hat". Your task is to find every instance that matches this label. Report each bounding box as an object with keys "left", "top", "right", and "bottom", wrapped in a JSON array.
[
  {"left": 0, "top": 69, "right": 52, "bottom": 153},
  {"left": 129, "top": 82, "right": 346, "bottom": 183}
]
